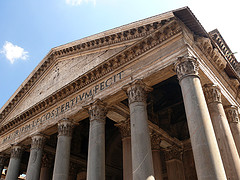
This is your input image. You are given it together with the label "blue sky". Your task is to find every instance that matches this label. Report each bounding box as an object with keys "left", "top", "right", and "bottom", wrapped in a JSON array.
[{"left": 0, "top": 0, "right": 239, "bottom": 109}]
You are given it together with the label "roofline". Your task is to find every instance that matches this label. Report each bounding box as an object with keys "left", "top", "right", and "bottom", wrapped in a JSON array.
[{"left": 0, "top": 6, "right": 213, "bottom": 119}]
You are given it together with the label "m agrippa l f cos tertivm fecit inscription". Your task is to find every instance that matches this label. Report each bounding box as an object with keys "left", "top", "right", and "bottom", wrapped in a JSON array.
[{"left": 2, "top": 71, "right": 124, "bottom": 144}]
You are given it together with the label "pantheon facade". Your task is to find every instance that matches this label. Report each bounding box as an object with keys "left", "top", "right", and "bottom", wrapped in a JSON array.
[{"left": 0, "top": 6, "right": 240, "bottom": 180}]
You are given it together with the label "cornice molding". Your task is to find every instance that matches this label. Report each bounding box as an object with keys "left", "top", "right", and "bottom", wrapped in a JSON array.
[
  {"left": 209, "top": 29, "right": 238, "bottom": 69},
  {"left": 0, "top": 19, "right": 172, "bottom": 122},
  {"left": 196, "top": 36, "right": 240, "bottom": 92},
  {"left": 0, "top": 18, "right": 182, "bottom": 135},
  {"left": 196, "top": 36, "right": 227, "bottom": 70}
]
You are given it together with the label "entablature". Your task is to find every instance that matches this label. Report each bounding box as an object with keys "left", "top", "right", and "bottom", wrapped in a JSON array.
[
  {"left": 0, "top": 18, "right": 182, "bottom": 135},
  {"left": 0, "top": 17, "right": 177, "bottom": 124}
]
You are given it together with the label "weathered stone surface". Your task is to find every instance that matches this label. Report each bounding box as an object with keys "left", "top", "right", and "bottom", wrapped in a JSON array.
[
  {"left": 203, "top": 84, "right": 240, "bottom": 180},
  {"left": 3, "top": 46, "right": 127, "bottom": 125},
  {"left": 175, "top": 56, "right": 227, "bottom": 180}
]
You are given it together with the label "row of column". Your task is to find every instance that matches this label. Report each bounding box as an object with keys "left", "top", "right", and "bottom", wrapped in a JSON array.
[
  {"left": 115, "top": 119, "right": 187, "bottom": 180},
  {"left": 175, "top": 56, "right": 240, "bottom": 180},
  {"left": 1, "top": 56, "right": 240, "bottom": 180}
]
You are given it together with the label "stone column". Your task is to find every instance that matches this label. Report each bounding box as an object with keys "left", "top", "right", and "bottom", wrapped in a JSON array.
[
  {"left": 85, "top": 99, "right": 107, "bottom": 180},
  {"left": 165, "top": 147, "right": 185, "bottom": 180},
  {"left": 225, "top": 105, "right": 240, "bottom": 156},
  {"left": 0, "top": 155, "right": 6, "bottom": 176},
  {"left": 203, "top": 84, "right": 240, "bottom": 179},
  {"left": 26, "top": 134, "right": 46, "bottom": 180},
  {"left": 123, "top": 80, "right": 155, "bottom": 180},
  {"left": 115, "top": 119, "right": 132, "bottom": 180},
  {"left": 52, "top": 118, "right": 75, "bottom": 180},
  {"left": 5, "top": 145, "right": 23, "bottom": 180},
  {"left": 40, "top": 153, "right": 52, "bottom": 180},
  {"left": 224, "top": 105, "right": 240, "bottom": 156},
  {"left": 151, "top": 131, "right": 163, "bottom": 180},
  {"left": 175, "top": 56, "right": 226, "bottom": 180}
]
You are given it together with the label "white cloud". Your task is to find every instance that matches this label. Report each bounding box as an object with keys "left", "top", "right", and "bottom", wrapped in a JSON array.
[
  {"left": 66, "top": 0, "right": 96, "bottom": 6},
  {"left": 1, "top": 41, "right": 29, "bottom": 64}
]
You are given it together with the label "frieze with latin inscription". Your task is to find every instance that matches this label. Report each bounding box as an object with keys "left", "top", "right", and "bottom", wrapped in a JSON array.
[{"left": 2, "top": 71, "right": 124, "bottom": 144}]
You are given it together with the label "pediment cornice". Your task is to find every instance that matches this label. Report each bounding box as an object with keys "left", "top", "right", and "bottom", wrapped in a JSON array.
[
  {"left": 0, "top": 16, "right": 175, "bottom": 122},
  {"left": 0, "top": 17, "right": 182, "bottom": 134},
  {"left": 209, "top": 29, "right": 238, "bottom": 69}
]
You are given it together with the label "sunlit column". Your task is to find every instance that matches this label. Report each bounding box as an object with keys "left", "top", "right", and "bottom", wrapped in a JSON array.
[
  {"left": 85, "top": 99, "right": 107, "bottom": 180},
  {"left": 203, "top": 84, "right": 240, "bottom": 179},
  {"left": 175, "top": 56, "right": 226, "bottom": 180},
  {"left": 6, "top": 145, "right": 23, "bottom": 180},
  {"left": 225, "top": 105, "right": 240, "bottom": 156},
  {"left": 26, "top": 134, "right": 46, "bottom": 180},
  {"left": 123, "top": 80, "right": 155, "bottom": 180},
  {"left": 52, "top": 118, "right": 75, "bottom": 180}
]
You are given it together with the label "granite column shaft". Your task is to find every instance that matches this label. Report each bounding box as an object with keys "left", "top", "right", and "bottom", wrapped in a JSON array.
[
  {"left": 175, "top": 56, "right": 226, "bottom": 180},
  {"left": 225, "top": 105, "right": 240, "bottom": 156},
  {"left": 26, "top": 134, "right": 45, "bottom": 180},
  {"left": 203, "top": 84, "right": 240, "bottom": 179},
  {"left": 123, "top": 80, "right": 155, "bottom": 180},
  {"left": 52, "top": 118, "right": 75, "bottom": 180},
  {"left": 86, "top": 100, "right": 107, "bottom": 180},
  {"left": 6, "top": 145, "right": 23, "bottom": 180}
]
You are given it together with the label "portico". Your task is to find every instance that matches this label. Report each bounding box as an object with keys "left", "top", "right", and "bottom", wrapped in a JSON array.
[{"left": 1, "top": 7, "right": 240, "bottom": 180}]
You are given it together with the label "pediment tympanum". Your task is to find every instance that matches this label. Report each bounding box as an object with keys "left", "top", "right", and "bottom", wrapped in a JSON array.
[{"left": 3, "top": 46, "right": 128, "bottom": 125}]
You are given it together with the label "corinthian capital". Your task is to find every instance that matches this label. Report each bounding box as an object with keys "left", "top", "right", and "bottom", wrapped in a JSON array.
[
  {"left": 225, "top": 105, "right": 239, "bottom": 123},
  {"left": 85, "top": 99, "right": 107, "bottom": 123},
  {"left": 203, "top": 84, "right": 222, "bottom": 104},
  {"left": 58, "top": 118, "right": 75, "bottom": 137},
  {"left": 41, "top": 153, "right": 54, "bottom": 168},
  {"left": 122, "top": 79, "right": 152, "bottom": 104},
  {"left": 150, "top": 131, "right": 162, "bottom": 151},
  {"left": 175, "top": 56, "right": 199, "bottom": 81},
  {"left": 115, "top": 119, "right": 131, "bottom": 139},
  {"left": 164, "top": 145, "right": 183, "bottom": 161},
  {"left": 10, "top": 145, "right": 22, "bottom": 159},
  {"left": 31, "top": 134, "right": 46, "bottom": 150}
]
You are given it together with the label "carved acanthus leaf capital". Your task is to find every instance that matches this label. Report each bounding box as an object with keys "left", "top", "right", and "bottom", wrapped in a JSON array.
[
  {"left": 10, "top": 145, "right": 22, "bottom": 159},
  {"left": 58, "top": 118, "right": 75, "bottom": 137},
  {"left": 203, "top": 84, "right": 222, "bottom": 104},
  {"left": 122, "top": 79, "right": 152, "bottom": 104},
  {"left": 31, "top": 134, "right": 46, "bottom": 150},
  {"left": 150, "top": 131, "right": 162, "bottom": 151},
  {"left": 85, "top": 99, "right": 107, "bottom": 123},
  {"left": 164, "top": 146, "right": 183, "bottom": 161},
  {"left": 115, "top": 119, "right": 131, "bottom": 139},
  {"left": 175, "top": 56, "right": 199, "bottom": 81},
  {"left": 225, "top": 105, "right": 239, "bottom": 123},
  {"left": 41, "top": 153, "right": 54, "bottom": 168}
]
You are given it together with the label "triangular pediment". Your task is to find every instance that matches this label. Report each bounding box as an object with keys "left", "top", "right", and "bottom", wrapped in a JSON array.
[
  {"left": 1, "top": 6, "right": 211, "bottom": 134},
  {"left": 0, "top": 11, "right": 177, "bottom": 127},
  {"left": 1, "top": 45, "right": 131, "bottom": 125}
]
